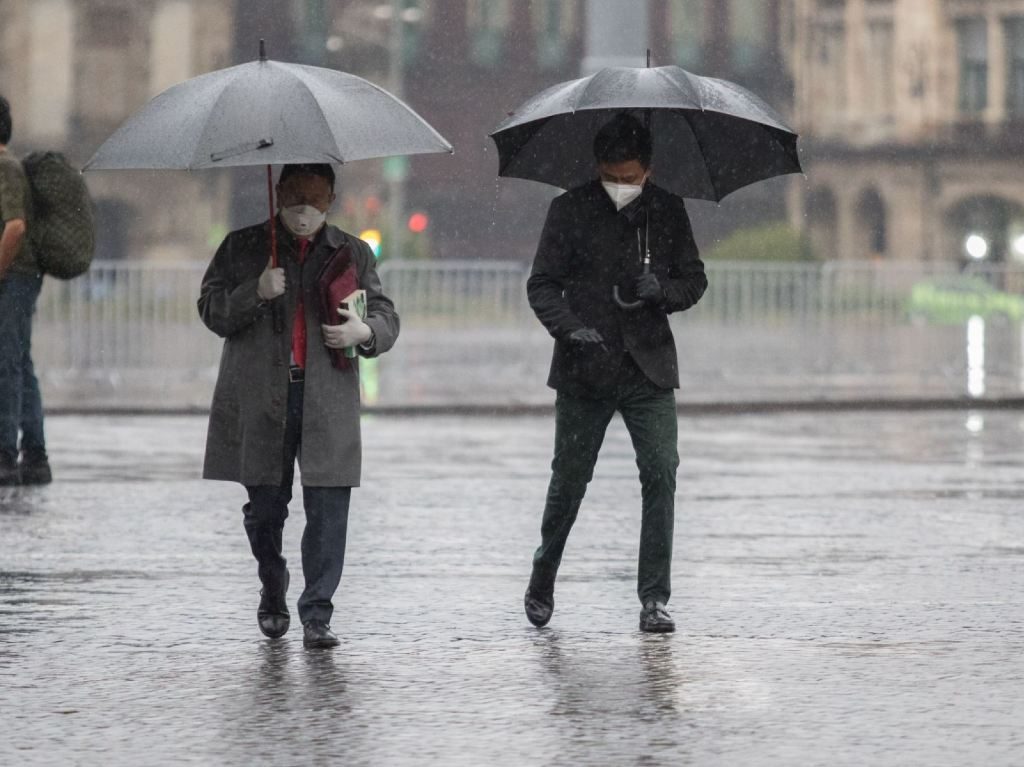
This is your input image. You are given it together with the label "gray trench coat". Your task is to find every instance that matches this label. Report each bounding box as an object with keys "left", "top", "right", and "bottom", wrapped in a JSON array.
[{"left": 198, "top": 219, "right": 399, "bottom": 487}]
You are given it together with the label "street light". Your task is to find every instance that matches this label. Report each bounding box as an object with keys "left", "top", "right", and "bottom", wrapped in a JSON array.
[
  {"left": 965, "top": 234, "right": 989, "bottom": 260},
  {"left": 383, "top": 1, "right": 423, "bottom": 260}
]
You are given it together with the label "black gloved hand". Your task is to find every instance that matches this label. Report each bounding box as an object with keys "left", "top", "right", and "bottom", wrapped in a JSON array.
[
  {"left": 569, "top": 328, "right": 605, "bottom": 344},
  {"left": 635, "top": 273, "right": 664, "bottom": 304}
]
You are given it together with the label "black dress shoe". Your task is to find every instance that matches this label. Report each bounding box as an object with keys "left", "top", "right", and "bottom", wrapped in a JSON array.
[
  {"left": 639, "top": 601, "right": 675, "bottom": 633},
  {"left": 257, "top": 570, "right": 290, "bottom": 639},
  {"left": 0, "top": 452, "right": 19, "bottom": 486},
  {"left": 303, "top": 620, "right": 340, "bottom": 648},
  {"left": 524, "top": 587, "right": 554, "bottom": 628},
  {"left": 19, "top": 449, "right": 52, "bottom": 485}
]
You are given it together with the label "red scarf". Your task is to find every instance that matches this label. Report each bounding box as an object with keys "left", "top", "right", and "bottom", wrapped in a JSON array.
[{"left": 292, "top": 238, "right": 310, "bottom": 369}]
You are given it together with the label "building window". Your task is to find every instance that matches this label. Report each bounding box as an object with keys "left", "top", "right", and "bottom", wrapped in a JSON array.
[
  {"left": 865, "top": 19, "right": 895, "bottom": 117},
  {"left": 729, "top": 0, "right": 769, "bottom": 74},
  {"left": 669, "top": 0, "right": 705, "bottom": 71},
  {"left": 468, "top": 0, "right": 509, "bottom": 69},
  {"left": 1006, "top": 17, "right": 1024, "bottom": 117},
  {"left": 533, "top": 0, "right": 575, "bottom": 71},
  {"left": 805, "top": 186, "right": 838, "bottom": 261},
  {"left": 396, "top": 0, "right": 428, "bottom": 68},
  {"left": 956, "top": 17, "right": 988, "bottom": 115},
  {"left": 815, "top": 21, "right": 847, "bottom": 117},
  {"left": 85, "top": 6, "right": 131, "bottom": 47},
  {"left": 27, "top": 0, "right": 74, "bottom": 142},
  {"left": 150, "top": 1, "right": 194, "bottom": 97},
  {"left": 857, "top": 188, "right": 887, "bottom": 255}
]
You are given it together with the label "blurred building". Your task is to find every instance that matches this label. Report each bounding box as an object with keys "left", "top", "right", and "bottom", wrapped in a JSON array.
[
  {"left": 0, "top": 0, "right": 794, "bottom": 263},
  {"left": 0, "top": 0, "right": 235, "bottom": 262},
  {"left": 789, "top": 0, "right": 1024, "bottom": 264},
  {"left": 319, "top": 0, "right": 793, "bottom": 260}
]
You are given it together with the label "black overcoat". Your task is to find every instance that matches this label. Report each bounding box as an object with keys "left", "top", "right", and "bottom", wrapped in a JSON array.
[{"left": 527, "top": 180, "right": 707, "bottom": 398}]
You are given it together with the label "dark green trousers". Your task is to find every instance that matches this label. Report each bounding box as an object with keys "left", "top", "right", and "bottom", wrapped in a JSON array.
[{"left": 531, "top": 376, "right": 679, "bottom": 605}]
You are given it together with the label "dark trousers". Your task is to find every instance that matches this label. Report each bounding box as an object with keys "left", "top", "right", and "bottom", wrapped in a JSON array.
[
  {"left": 243, "top": 379, "right": 351, "bottom": 625},
  {"left": 0, "top": 274, "right": 45, "bottom": 459},
  {"left": 531, "top": 373, "right": 679, "bottom": 605}
]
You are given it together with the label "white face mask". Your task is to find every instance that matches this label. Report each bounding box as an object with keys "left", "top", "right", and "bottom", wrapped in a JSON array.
[
  {"left": 280, "top": 204, "right": 327, "bottom": 238},
  {"left": 602, "top": 179, "right": 647, "bottom": 211}
]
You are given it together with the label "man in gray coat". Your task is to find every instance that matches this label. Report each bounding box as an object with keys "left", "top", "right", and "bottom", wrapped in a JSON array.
[{"left": 198, "top": 163, "right": 399, "bottom": 648}]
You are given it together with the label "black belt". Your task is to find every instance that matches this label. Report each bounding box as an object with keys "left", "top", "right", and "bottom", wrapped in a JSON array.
[{"left": 288, "top": 365, "right": 305, "bottom": 383}]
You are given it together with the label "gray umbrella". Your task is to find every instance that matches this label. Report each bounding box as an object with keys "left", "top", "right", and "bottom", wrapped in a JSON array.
[
  {"left": 85, "top": 41, "right": 451, "bottom": 331},
  {"left": 489, "top": 65, "right": 801, "bottom": 202},
  {"left": 85, "top": 42, "right": 452, "bottom": 171}
]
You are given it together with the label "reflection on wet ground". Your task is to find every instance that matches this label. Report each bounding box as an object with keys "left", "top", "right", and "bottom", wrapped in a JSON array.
[{"left": 1, "top": 411, "right": 1023, "bottom": 765}]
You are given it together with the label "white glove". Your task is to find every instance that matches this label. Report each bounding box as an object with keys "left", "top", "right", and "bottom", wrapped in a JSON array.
[
  {"left": 257, "top": 258, "right": 286, "bottom": 301},
  {"left": 321, "top": 308, "right": 372, "bottom": 349}
]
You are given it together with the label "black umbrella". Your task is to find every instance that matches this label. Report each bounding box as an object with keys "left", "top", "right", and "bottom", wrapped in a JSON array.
[{"left": 489, "top": 64, "right": 801, "bottom": 202}]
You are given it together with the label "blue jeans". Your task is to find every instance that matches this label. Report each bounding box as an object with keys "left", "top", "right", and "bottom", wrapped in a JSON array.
[
  {"left": 0, "top": 273, "right": 45, "bottom": 458},
  {"left": 243, "top": 379, "right": 351, "bottom": 626}
]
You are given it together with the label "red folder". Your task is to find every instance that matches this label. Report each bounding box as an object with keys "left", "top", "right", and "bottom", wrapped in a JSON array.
[{"left": 315, "top": 244, "right": 360, "bottom": 370}]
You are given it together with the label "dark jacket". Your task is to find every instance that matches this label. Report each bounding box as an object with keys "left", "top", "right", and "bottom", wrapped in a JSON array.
[
  {"left": 527, "top": 180, "right": 707, "bottom": 398},
  {"left": 198, "top": 219, "right": 399, "bottom": 487}
]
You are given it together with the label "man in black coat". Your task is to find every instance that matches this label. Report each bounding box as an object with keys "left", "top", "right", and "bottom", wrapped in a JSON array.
[{"left": 524, "top": 113, "right": 707, "bottom": 633}]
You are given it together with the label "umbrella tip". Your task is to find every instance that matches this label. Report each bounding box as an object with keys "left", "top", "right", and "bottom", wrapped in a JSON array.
[{"left": 259, "top": 38, "right": 267, "bottom": 61}]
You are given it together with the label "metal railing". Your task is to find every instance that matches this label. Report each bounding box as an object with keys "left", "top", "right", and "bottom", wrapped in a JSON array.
[{"left": 30, "top": 259, "right": 1024, "bottom": 409}]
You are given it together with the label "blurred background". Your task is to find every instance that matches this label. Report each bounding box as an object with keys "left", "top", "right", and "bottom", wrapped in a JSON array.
[{"left": 2, "top": 0, "right": 1024, "bottom": 410}]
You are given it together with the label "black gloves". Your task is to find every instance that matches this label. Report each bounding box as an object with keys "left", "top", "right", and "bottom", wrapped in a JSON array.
[
  {"left": 635, "top": 273, "right": 664, "bottom": 304},
  {"left": 569, "top": 328, "right": 604, "bottom": 344}
]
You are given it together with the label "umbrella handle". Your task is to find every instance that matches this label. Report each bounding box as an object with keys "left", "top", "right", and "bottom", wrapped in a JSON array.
[{"left": 613, "top": 285, "right": 644, "bottom": 311}]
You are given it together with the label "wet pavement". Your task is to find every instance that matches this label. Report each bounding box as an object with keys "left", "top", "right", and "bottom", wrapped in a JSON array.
[{"left": 2, "top": 410, "right": 1023, "bottom": 766}]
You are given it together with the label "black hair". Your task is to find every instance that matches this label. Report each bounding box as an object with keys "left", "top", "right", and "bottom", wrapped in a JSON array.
[
  {"left": 278, "top": 163, "right": 335, "bottom": 191},
  {"left": 0, "top": 95, "right": 11, "bottom": 145},
  {"left": 593, "top": 113, "right": 652, "bottom": 168}
]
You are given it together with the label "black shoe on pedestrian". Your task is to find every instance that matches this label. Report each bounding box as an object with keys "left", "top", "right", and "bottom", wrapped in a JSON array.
[
  {"left": 19, "top": 449, "right": 52, "bottom": 485},
  {"left": 303, "top": 620, "right": 340, "bottom": 648},
  {"left": 257, "top": 570, "right": 290, "bottom": 639},
  {"left": 639, "top": 601, "right": 675, "bottom": 633},
  {"left": 0, "top": 452, "right": 19, "bottom": 486},
  {"left": 524, "top": 587, "right": 554, "bottom": 628}
]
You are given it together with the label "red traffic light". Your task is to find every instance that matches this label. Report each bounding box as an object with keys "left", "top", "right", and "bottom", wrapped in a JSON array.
[{"left": 408, "top": 212, "right": 429, "bottom": 233}]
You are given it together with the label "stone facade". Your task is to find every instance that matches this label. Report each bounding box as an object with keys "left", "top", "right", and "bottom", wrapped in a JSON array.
[
  {"left": 0, "top": 0, "right": 234, "bottom": 262},
  {"left": 788, "top": 0, "right": 1024, "bottom": 263}
]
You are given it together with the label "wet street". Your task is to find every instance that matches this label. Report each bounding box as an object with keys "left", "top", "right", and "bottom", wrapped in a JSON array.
[{"left": 2, "top": 410, "right": 1023, "bottom": 766}]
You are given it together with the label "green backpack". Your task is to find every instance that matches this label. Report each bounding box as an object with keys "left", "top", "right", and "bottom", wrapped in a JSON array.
[{"left": 22, "top": 151, "right": 95, "bottom": 279}]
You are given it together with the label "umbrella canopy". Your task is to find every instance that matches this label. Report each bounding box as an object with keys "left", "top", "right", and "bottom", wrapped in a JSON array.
[
  {"left": 85, "top": 48, "right": 452, "bottom": 170},
  {"left": 489, "top": 65, "right": 801, "bottom": 202}
]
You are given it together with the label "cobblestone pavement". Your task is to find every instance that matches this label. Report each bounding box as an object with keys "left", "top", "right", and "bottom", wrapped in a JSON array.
[{"left": 2, "top": 410, "right": 1023, "bottom": 766}]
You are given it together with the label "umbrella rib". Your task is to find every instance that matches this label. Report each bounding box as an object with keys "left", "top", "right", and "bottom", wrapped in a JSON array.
[
  {"left": 572, "top": 70, "right": 609, "bottom": 113},
  {"left": 356, "top": 79, "right": 453, "bottom": 151},
  {"left": 287, "top": 66, "right": 350, "bottom": 163},
  {"left": 677, "top": 109, "right": 720, "bottom": 200},
  {"left": 190, "top": 67, "right": 250, "bottom": 168}
]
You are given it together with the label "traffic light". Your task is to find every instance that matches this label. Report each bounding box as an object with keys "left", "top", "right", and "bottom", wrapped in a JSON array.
[
  {"left": 408, "top": 211, "right": 429, "bottom": 233},
  {"left": 359, "top": 228, "right": 382, "bottom": 257}
]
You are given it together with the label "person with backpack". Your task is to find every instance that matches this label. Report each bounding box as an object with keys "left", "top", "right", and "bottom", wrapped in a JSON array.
[{"left": 0, "top": 94, "right": 51, "bottom": 486}]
